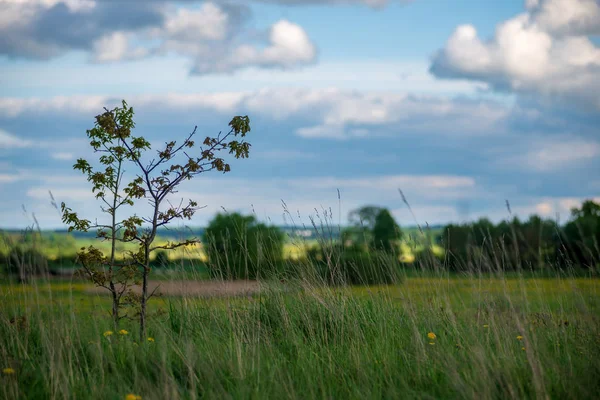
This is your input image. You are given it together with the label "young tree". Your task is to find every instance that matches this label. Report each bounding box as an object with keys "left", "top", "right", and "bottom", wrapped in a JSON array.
[
  {"left": 62, "top": 100, "right": 252, "bottom": 339},
  {"left": 61, "top": 116, "right": 140, "bottom": 329}
]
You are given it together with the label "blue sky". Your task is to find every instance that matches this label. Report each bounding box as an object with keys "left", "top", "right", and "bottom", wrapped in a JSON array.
[{"left": 0, "top": 0, "right": 599, "bottom": 229}]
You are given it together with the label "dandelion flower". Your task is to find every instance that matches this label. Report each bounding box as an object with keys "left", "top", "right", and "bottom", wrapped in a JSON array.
[
  {"left": 118, "top": 330, "right": 129, "bottom": 335},
  {"left": 427, "top": 332, "right": 436, "bottom": 340},
  {"left": 125, "top": 394, "right": 142, "bottom": 400},
  {"left": 147, "top": 337, "right": 155, "bottom": 343},
  {"left": 2, "top": 368, "right": 15, "bottom": 375},
  {"left": 517, "top": 335, "right": 523, "bottom": 341},
  {"left": 103, "top": 331, "right": 113, "bottom": 337}
]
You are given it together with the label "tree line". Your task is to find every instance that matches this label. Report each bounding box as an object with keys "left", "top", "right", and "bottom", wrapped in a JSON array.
[{"left": 199, "top": 199, "right": 600, "bottom": 282}]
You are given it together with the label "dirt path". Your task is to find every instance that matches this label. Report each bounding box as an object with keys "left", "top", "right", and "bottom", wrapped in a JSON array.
[{"left": 86, "top": 280, "right": 260, "bottom": 298}]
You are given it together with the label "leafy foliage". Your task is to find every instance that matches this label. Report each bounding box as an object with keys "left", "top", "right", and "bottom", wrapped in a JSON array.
[
  {"left": 204, "top": 212, "right": 284, "bottom": 279},
  {"left": 306, "top": 243, "right": 401, "bottom": 285},
  {"left": 61, "top": 100, "right": 252, "bottom": 338},
  {"left": 372, "top": 208, "right": 402, "bottom": 253},
  {"left": 562, "top": 200, "right": 600, "bottom": 268}
]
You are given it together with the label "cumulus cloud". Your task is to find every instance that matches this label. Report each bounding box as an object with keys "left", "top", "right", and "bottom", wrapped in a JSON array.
[
  {"left": 0, "top": 0, "right": 163, "bottom": 59},
  {"left": 92, "top": 32, "right": 148, "bottom": 63},
  {"left": 224, "top": 20, "right": 316, "bottom": 71},
  {"left": 430, "top": 0, "right": 600, "bottom": 108},
  {"left": 0, "top": 0, "right": 318, "bottom": 74},
  {"left": 527, "top": 0, "right": 600, "bottom": 36},
  {"left": 158, "top": 10, "right": 317, "bottom": 74}
]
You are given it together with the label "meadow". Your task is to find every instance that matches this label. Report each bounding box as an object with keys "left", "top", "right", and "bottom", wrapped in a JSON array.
[{"left": 1, "top": 267, "right": 599, "bottom": 399}]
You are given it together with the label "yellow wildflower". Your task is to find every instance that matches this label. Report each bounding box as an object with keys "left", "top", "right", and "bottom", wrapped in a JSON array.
[
  {"left": 429, "top": 342, "right": 435, "bottom": 345},
  {"left": 2, "top": 368, "right": 15, "bottom": 375},
  {"left": 483, "top": 324, "right": 489, "bottom": 328},
  {"left": 147, "top": 337, "right": 155, "bottom": 343},
  {"left": 517, "top": 335, "right": 523, "bottom": 341},
  {"left": 103, "top": 331, "right": 113, "bottom": 337},
  {"left": 522, "top": 347, "right": 526, "bottom": 351},
  {"left": 125, "top": 394, "right": 142, "bottom": 400},
  {"left": 427, "top": 332, "right": 436, "bottom": 340},
  {"left": 118, "top": 330, "right": 129, "bottom": 335}
]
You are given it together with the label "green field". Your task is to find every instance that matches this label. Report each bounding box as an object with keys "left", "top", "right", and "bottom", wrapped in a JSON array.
[{"left": 1, "top": 272, "right": 599, "bottom": 399}]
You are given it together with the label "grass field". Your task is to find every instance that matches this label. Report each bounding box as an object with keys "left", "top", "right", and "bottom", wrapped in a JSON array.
[{"left": 1, "top": 270, "right": 599, "bottom": 399}]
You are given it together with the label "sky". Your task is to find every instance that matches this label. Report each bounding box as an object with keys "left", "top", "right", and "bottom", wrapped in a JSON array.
[{"left": 0, "top": 0, "right": 599, "bottom": 229}]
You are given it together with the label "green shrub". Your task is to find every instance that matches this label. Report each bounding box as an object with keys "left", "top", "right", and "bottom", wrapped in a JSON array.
[
  {"left": 153, "top": 250, "right": 171, "bottom": 268},
  {"left": 204, "top": 212, "right": 285, "bottom": 279},
  {"left": 307, "top": 244, "right": 401, "bottom": 285},
  {"left": 4, "top": 246, "right": 48, "bottom": 281},
  {"left": 412, "top": 247, "right": 445, "bottom": 271}
]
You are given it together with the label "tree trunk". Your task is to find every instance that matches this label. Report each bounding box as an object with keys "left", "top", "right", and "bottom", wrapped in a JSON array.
[
  {"left": 110, "top": 282, "right": 119, "bottom": 330},
  {"left": 140, "top": 267, "right": 148, "bottom": 341}
]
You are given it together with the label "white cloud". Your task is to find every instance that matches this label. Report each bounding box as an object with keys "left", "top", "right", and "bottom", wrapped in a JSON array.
[
  {"left": 497, "top": 135, "right": 600, "bottom": 171},
  {"left": 0, "top": 129, "right": 32, "bottom": 149},
  {"left": 251, "top": 19, "right": 316, "bottom": 68},
  {"left": 527, "top": 0, "right": 600, "bottom": 36},
  {"left": 0, "top": 96, "right": 121, "bottom": 117},
  {"left": 2, "top": 0, "right": 97, "bottom": 12},
  {"left": 524, "top": 137, "right": 600, "bottom": 171},
  {"left": 1, "top": 1, "right": 317, "bottom": 74},
  {"left": 92, "top": 32, "right": 148, "bottom": 63},
  {"left": 151, "top": 2, "right": 236, "bottom": 65},
  {"left": 430, "top": 0, "right": 600, "bottom": 108},
  {"left": 93, "top": 3, "right": 317, "bottom": 74},
  {"left": 190, "top": 19, "right": 317, "bottom": 74},
  {"left": 0, "top": 90, "right": 511, "bottom": 140},
  {"left": 282, "top": 90, "right": 509, "bottom": 139},
  {"left": 162, "top": 4, "right": 230, "bottom": 42},
  {"left": 51, "top": 152, "right": 74, "bottom": 161}
]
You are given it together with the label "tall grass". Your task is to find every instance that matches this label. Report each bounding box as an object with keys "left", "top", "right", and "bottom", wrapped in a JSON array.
[
  {"left": 1, "top": 267, "right": 599, "bottom": 399},
  {"left": 1, "top": 209, "right": 599, "bottom": 399}
]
